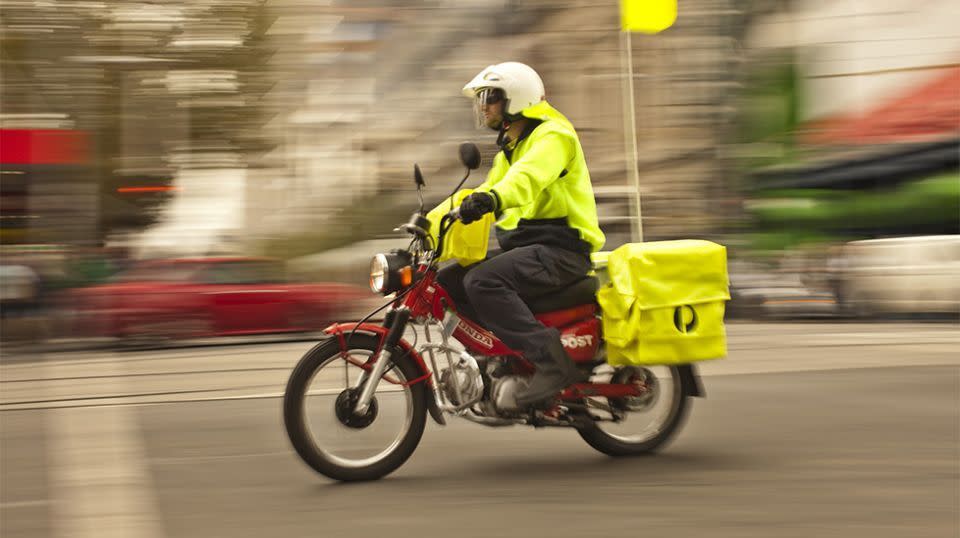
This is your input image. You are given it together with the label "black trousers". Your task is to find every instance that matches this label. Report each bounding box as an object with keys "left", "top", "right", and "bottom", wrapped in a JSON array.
[{"left": 436, "top": 244, "right": 591, "bottom": 363}]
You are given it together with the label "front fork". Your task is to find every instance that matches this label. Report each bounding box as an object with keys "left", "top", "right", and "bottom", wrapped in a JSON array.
[{"left": 354, "top": 308, "right": 411, "bottom": 414}]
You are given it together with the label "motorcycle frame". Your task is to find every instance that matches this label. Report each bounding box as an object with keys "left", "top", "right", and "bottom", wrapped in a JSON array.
[{"left": 325, "top": 262, "right": 645, "bottom": 420}]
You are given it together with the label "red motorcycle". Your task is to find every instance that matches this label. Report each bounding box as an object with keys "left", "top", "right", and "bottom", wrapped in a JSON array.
[{"left": 283, "top": 143, "right": 704, "bottom": 482}]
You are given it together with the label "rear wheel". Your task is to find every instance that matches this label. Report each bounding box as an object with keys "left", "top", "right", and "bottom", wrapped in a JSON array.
[
  {"left": 283, "top": 333, "right": 428, "bottom": 481},
  {"left": 577, "top": 365, "right": 690, "bottom": 456}
]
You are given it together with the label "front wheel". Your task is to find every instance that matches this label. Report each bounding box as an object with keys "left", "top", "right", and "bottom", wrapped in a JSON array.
[
  {"left": 577, "top": 365, "right": 690, "bottom": 456},
  {"left": 283, "top": 333, "right": 428, "bottom": 481}
]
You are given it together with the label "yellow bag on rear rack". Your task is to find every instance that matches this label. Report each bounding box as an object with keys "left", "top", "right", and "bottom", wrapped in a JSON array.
[
  {"left": 595, "top": 240, "right": 730, "bottom": 365},
  {"left": 426, "top": 189, "right": 493, "bottom": 266}
]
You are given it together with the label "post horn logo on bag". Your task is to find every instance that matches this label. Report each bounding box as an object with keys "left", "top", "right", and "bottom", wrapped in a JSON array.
[{"left": 673, "top": 305, "right": 698, "bottom": 334}]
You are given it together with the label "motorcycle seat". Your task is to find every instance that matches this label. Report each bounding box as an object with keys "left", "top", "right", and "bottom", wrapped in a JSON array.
[{"left": 526, "top": 276, "right": 599, "bottom": 314}]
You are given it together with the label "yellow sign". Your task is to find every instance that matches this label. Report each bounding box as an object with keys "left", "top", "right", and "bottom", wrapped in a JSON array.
[{"left": 620, "top": 0, "right": 677, "bottom": 33}]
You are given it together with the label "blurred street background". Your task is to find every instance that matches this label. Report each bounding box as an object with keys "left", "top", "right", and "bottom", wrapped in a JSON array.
[
  {"left": 2, "top": 0, "right": 958, "bottom": 342},
  {"left": 1, "top": 0, "right": 958, "bottom": 536}
]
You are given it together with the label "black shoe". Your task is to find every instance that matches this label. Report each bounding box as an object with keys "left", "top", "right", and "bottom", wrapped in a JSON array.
[{"left": 515, "top": 339, "right": 581, "bottom": 408}]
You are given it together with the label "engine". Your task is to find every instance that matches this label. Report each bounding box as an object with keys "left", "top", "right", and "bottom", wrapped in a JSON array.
[
  {"left": 488, "top": 375, "right": 531, "bottom": 413},
  {"left": 438, "top": 353, "right": 532, "bottom": 416},
  {"left": 475, "top": 357, "right": 532, "bottom": 416},
  {"left": 437, "top": 352, "right": 484, "bottom": 407}
]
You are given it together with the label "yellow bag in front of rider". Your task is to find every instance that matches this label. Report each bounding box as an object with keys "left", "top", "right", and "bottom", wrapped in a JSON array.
[
  {"left": 596, "top": 240, "right": 730, "bottom": 365},
  {"left": 426, "top": 189, "right": 493, "bottom": 266}
]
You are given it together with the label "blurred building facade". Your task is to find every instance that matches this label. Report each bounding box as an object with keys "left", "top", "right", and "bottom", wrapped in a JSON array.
[
  {"left": 740, "top": 0, "right": 959, "bottom": 248},
  {"left": 3, "top": 0, "right": 747, "bottom": 257},
  {"left": 1, "top": 0, "right": 272, "bottom": 252},
  {"left": 246, "top": 0, "right": 745, "bottom": 256}
]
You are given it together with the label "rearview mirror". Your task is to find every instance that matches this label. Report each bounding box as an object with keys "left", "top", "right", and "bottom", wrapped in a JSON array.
[
  {"left": 413, "top": 164, "right": 425, "bottom": 187},
  {"left": 458, "top": 142, "right": 481, "bottom": 170}
]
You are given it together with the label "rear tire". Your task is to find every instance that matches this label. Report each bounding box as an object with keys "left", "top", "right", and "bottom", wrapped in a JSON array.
[
  {"left": 283, "top": 334, "right": 428, "bottom": 481},
  {"left": 577, "top": 366, "right": 691, "bottom": 456}
]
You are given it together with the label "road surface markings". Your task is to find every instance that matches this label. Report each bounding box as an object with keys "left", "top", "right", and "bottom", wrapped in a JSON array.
[
  {"left": 47, "top": 360, "right": 166, "bottom": 538},
  {"left": 0, "top": 500, "right": 51, "bottom": 509}
]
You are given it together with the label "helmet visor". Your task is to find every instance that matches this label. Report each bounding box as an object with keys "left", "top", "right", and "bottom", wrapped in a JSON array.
[{"left": 472, "top": 87, "right": 506, "bottom": 128}]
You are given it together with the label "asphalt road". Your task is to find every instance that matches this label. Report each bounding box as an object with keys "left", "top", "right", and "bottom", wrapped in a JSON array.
[{"left": 1, "top": 322, "right": 958, "bottom": 538}]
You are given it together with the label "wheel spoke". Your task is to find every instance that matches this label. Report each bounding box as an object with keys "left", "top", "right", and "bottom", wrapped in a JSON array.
[
  {"left": 597, "top": 366, "right": 681, "bottom": 443},
  {"left": 301, "top": 349, "right": 414, "bottom": 469},
  {"left": 285, "top": 335, "right": 428, "bottom": 481}
]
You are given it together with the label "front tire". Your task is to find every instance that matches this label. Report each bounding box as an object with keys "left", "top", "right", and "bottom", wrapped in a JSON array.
[
  {"left": 577, "top": 365, "right": 691, "bottom": 456},
  {"left": 283, "top": 333, "right": 428, "bottom": 481}
]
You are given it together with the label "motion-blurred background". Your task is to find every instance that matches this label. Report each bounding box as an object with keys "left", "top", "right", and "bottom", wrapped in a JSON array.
[
  {"left": 1, "top": 4, "right": 958, "bottom": 538},
  {"left": 2, "top": 0, "right": 958, "bottom": 346}
]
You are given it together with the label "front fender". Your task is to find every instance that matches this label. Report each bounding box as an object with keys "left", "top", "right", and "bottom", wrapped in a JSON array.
[
  {"left": 323, "top": 322, "right": 430, "bottom": 380},
  {"left": 323, "top": 322, "right": 446, "bottom": 426}
]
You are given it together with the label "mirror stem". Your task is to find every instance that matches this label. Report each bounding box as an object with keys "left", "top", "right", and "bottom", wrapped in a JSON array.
[{"left": 448, "top": 168, "right": 471, "bottom": 215}]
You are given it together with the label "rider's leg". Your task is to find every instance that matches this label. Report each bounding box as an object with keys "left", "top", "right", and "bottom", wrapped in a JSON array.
[
  {"left": 436, "top": 263, "right": 475, "bottom": 318},
  {"left": 436, "top": 250, "right": 502, "bottom": 322},
  {"left": 462, "top": 244, "right": 591, "bottom": 406}
]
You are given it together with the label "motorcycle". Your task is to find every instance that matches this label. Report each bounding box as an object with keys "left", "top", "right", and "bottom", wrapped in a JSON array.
[{"left": 283, "top": 143, "right": 705, "bottom": 482}]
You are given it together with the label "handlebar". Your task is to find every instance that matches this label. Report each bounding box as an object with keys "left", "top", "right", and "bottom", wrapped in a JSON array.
[{"left": 434, "top": 210, "right": 462, "bottom": 261}]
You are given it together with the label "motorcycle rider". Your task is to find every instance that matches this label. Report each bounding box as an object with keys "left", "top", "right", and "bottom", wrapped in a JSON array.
[{"left": 438, "top": 61, "right": 605, "bottom": 407}]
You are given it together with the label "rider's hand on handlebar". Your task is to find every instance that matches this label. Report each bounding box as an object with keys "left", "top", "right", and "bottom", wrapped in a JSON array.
[{"left": 458, "top": 192, "right": 497, "bottom": 224}]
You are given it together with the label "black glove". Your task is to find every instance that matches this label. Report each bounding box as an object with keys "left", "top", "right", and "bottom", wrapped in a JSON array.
[{"left": 458, "top": 192, "right": 497, "bottom": 224}]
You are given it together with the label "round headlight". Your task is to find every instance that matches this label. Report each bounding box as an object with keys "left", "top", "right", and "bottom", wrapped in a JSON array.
[
  {"left": 369, "top": 250, "right": 415, "bottom": 295},
  {"left": 369, "top": 253, "right": 389, "bottom": 293}
]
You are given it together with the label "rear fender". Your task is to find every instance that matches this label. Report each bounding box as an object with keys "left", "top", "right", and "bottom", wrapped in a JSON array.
[
  {"left": 677, "top": 363, "right": 705, "bottom": 398},
  {"left": 323, "top": 322, "right": 446, "bottom": 425}
]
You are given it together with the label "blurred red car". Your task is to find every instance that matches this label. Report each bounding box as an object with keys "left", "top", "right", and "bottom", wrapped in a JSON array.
[{"left": 68, "top": 257, "right": 369, "bottom": 341}]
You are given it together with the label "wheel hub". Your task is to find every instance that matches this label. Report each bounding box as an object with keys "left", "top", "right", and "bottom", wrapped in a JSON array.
[
  {"left": 334, "top": 389, "right": 378, "bottom": 429},
  {"left": 611, "top": 367, "right": 660, "bottom": 412}
]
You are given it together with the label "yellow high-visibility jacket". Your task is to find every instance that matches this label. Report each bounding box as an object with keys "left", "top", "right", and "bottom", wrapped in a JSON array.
[{"left": 476, "top": 101, "right": 605, "bottom": 254}]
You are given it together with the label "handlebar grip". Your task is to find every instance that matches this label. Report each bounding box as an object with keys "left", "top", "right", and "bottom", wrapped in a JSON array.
[{"left": 447, "top": 208, "right": 461, "bottom": 221}]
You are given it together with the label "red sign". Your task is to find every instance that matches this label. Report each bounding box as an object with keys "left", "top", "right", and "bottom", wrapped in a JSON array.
[{"left": 0, "top": 129, "right": 89, "bottom": 165}]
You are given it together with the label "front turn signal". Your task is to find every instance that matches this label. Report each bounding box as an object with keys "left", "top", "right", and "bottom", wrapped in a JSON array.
[{"left": 399, "top": 266, "right": 413, "bottom": 287}]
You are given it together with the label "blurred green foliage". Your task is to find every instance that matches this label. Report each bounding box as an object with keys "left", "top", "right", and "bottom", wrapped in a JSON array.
[
  {"left": 735, "top": 50, "right": 804, "bottom": 170},
  {"left": 750, "top": 173, "right": 959, "bottom": 229}
]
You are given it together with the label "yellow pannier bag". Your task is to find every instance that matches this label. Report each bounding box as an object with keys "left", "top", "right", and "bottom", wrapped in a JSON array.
[
  {"left": 595, "top": 240, "right": 730, "bottom": 365},
  {"left": 426, "top": 189, "right": 494, "bottom": 266}
]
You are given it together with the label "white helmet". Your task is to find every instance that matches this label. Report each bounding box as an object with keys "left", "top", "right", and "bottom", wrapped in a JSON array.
[{"left": 462, "top": 62, "right": 545, "bottom": 126}]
